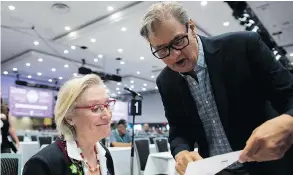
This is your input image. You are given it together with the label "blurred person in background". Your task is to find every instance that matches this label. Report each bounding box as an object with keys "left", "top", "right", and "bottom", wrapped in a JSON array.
[
  {"left": 137, "top": 123, "right": 150, "bottom": 136},
  {"left": 110, "top": 119, "right": 132, "bottom": 147},
  {"left": 140, "top": 2, "right": 293, "bottom": 175},
  {"left": 1, "top": 97, "right": 19, "bottom": 153},
  {"left": 23, "top": 74, "right": 115, "bottom": 175}
]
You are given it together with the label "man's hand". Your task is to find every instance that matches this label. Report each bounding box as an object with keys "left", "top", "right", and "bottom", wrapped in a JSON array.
[
  {"left": 175, "top": 150, "right": 203, "bottom": 175},
  {"left": 239, "top": 114, "right": 293, "bottom": 163}
]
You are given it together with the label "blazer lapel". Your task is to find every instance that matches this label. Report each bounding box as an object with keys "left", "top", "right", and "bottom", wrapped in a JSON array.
[{"left": 200, "top": 36, "right": 230, "bottom": 138}]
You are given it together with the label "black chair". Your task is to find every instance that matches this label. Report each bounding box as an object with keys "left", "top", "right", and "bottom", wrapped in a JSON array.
[
  {"left": 17, "top": 135, "right": 24, "bottom": 142},
  {"left": 134, "top": 138, "right": 167, "bottom": 175},
  {"left": 153, "top": 137, "right": 169, "bottom": 152},
  {"left": 0, "top": 153, "right": 22, "bottom": 175},
  {"left": 31, "top": 135, "right": 37, "bottom": 141},
  {"left": 38, "top": 136, "right": 53, "bottom": 147}
]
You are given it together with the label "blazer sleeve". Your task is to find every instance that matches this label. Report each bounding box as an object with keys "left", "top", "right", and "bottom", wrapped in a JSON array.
[
  {"left": 156, "top": 78, "right": 194, "bottom": 158},
  {"left": 247, "top": 32, "right": 293, "bottom": 117},
  {"left": 22, "top": 156, "right": 53, "bottom": 175}
]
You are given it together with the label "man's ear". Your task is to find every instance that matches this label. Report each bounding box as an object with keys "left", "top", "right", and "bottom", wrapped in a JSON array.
[{"left": 189, "top": 19, "right": 196, "bottom": 37}]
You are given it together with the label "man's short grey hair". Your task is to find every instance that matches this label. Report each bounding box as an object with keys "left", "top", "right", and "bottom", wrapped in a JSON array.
[{"left": 140, "top": 1, "right": 189, "bottom": 40}]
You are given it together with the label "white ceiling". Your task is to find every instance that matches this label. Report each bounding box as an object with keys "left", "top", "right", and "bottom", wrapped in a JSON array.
[
  {"left": 247, "top": 1, "right": 293, "bottom": 62},
  {"left": 1, "top": 1, "right": 245, "bottom": 96}
]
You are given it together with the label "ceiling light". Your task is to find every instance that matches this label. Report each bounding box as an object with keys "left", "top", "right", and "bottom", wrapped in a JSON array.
[
  {"left": 51, "top": 68, "right": 56, "bottom": 72},
  {"left": 111, "top": 93, "right": 117, "bottom": 97},
  {"left": 116, "top": 88, "right": 120, "bottom": 91},
  {"left": 13, "top": 68, "right": 17, "bottom": 71},
  {"left": 155, "top": 86, "right": 158, "bottom": 89},
  {"left": 71, "top": 46, "right": 76, "bottom": 50},
  {"left": 3, "top": 71, "right": 8, "bottom": 75},
  {"left": 64, "top": 50, "right": 69, "bottom": 54},
  {"left": 37, "top": 72, "right": 42, "bottom": 76},
  {"left": 131, "top": 85, "right": 134, "bottom": 88},
  {"left": 120, "top": 61, "right": 125, "bottom": 65},
  {"left": 201, "top": 1, "right": 207, "bottom": 6},
  {"left": 64, "top": 26, "right": 71, "bottom": 31},
  {"left": 275, "top": 55, "right": 281, "bottom": 60},
  {"left": 117, "top": 91, "right": 121, "bottom": 94},
  {"left": 38, "top": 58, "right": 43, "bottom": 62},
  {"left": 69, "top": 32, "right": 77, "bottom": 37},
  {"left": 98, "top": 54, "right": 103, "bottom": 58},
  {"left": 142, "top": 88, "right": 146, "bottom": 91},
  {"left": 106, "top": 89, "right": 110, "bottom": 93},
  {"left": 8, "top": 5, "right": 16, "bottom": 11},
  {"left": 26, "top": 63, "right": 31, "bottom": 67},
  {"left": 143, "top": 83, "right": 147, "bottom": 86},
  {"left": 117, "top": 82, "right": 121, "bottom": 85},
  {"left": 290, "top": 53, "right": 293, "bottom": 57},
  {"left": 59, "top": 77, "right": 63, "bottom": 80},
  {"left": 136, "top": 71, "right": 140, "bottom": 74},
  {"left": 48, "top": 79, "right": 52, "bottom": 82},
  {"left": 130, "top": 80, "right": 134, "bottom": 84},
  {"left": 151, "top": 75, "right": 155, "bottom": 78},
  {"left": 90, "top": 38, "right": 96, "bottom": 43},
  {"left": 223, "top": 22, "right": 230, "bottom": 26},
  {"left": 107, "top": 6, "right": 114, "bottom": 11},
  {"left": 118, "top": 48, "right": 123, "bottom": 53},
  {"left": 28, "top": 75, "right": 32, "bottom": 79},
  {"left": 94, "top": 58, "right": 99, "bottom": 62},
  {"left": 73, "top": 73, "right": 77, "bottom": 77},
  {"left": 121, "top": 27, "right": 127, "bottom": 31},
  {"left": 64, "top": 64, "right": 69, "bottom": 68},
  {"left": 140, "top": 56, "right": 145, "bottom": 60},
  {"left": 34, "top": 41, "right": 39, "bottom": 46}
]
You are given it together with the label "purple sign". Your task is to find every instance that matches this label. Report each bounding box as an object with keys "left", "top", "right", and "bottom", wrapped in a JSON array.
[{"left": 9, "top": 86, "right": 54, "bottom": 118}]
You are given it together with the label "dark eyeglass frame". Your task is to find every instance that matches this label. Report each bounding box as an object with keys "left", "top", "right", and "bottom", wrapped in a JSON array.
[
  {"left": 75, "top": 99, "right": 116, "bottom": 112},
  {"left": 150, "top": 23, "right": 190, "bottom": 59}
]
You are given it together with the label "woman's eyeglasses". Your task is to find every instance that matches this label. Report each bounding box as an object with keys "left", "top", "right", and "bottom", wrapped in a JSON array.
[{"left": 75, "top": 100, "right": 116, "bottom": 115}]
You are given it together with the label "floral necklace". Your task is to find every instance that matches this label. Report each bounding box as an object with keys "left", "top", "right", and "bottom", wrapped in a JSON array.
[{"left": 75, "top": 140, "right": 101, "bottom": 173}]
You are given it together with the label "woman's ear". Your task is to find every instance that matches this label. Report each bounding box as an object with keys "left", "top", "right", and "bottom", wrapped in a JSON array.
[{"left": 65, "top": 116, "right": 75, "bottom": 126}]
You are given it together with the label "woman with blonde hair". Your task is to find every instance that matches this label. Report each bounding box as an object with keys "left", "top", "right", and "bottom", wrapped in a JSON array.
[{"left": 23, "top": 74, "right": 115, "bottom": 175}]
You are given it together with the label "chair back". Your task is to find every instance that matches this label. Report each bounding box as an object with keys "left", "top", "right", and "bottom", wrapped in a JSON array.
[
  {"left": 31, "top": 135, "right": 37, "bottom": 141},
  {"left": 0, "top": 153, "right": 22, "bottom": 175},
  {"left": 38, "top": 136, "right": 53, "bottom": 147},
  {"left": 153, "top": 137, "right": 169, "bottom": 152},
  {"left": 17, "top": 135, "right": 24, "bottom": 142},
  {"left": 134, "top": 138, "right": 150, "bottom": 172}
]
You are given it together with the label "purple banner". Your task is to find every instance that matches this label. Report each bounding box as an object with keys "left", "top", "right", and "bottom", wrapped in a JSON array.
[{"left": 9, "top": 86, "right": 54, "bottom": 118}]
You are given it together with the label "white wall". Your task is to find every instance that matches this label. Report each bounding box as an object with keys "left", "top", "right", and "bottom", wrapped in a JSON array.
[{"left": 128, "top": 92, "right": 167, "bottom": 124}]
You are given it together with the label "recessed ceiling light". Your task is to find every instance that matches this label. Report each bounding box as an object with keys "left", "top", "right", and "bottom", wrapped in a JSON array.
[
  {"left": 136, "top": 71, "right": 140, "bottom": 74},
  {"left": 38, "top": 58, "right": 43, "bottom": 62},
  {"left": 290, "top": 53, "right": 293, "bottom": 57},
  {"left": 69, "top": 32, "right": 77, "bottom": 37},
  {"left": 98, "top": 54, "right": 103, "bottom": 58},
  {"left": 71, "top": 46, "right": 76, "bottom": 50},
  {"left": 51, "top": 68, "right": 56, "bottom": 72},
  {"left": 37, "top": 72, "right": 42, "bottom": 76},
  {"left": 26, "top": 63, "right": 31, "bottom": 67},
  {"left": 116, "top": 87, "right": 120, "bottom": 91},
  {"left": 143, "top": 83, "right": 147, "bottom": 86},
  {"left": 201, "top": 1, "right": 207, "bottom": 6},
  {"left": 140, "top": 56, "right": 144, "bottom": 60},
  {"left": 142, "top": 87, "right": 146, "bottom": 91},
  {"left": 3, "top": 71, "right": 8, "bottom": 75},
  {"left": 117, "top": 91, "right": 121, "bottom": 94},
  {"left": 28, "top": 75, "right": 32, "bottom": 79},
  {"left": 64, "top": 64, "right": 69, "bottom": 68},
  {"left": 120, "top": 61, "right": 125, "bottom": 65},
  {"left": 118, "top": 48, "right": 123, "bottom": 53},
  {"left": 131, "top": 85, "right": 134, "bottom": 88},
  {"left": 90, "top": 38, "right": 96, "bottom": 43},
  {"left": 94, "top": 58, "right": 99, "bottom": 62},
  {"left": 73, "top": 73, "right": 77, "bottom": 77},
  {"left": 34, "top": 41, "right": 39, "bottom": 46},
  {"left": 48, "top": 79, "right": 52, "bottom": 82},
  {"left": 64, "top": 50, "right": 69, "bottom": 54},
  {"left": 155, "top": 86, "right": 158, "bottom": 89},
  {"left": 275, "top": 54, "right": 281, "bottom": 60},
  {"left": 59, "top": 77, "right": 63, "bottom": 80},
  {"left": 130, "top": 80, "right": 134, "bottom": 84},
  {"left": 107, "top": 6, "right": 114, "bottom": 11},
  {"left": 151, "top": 75, "right": 155, "bottom": 78},
  {"left": 117, "top": 82, "right": 121, "bottom": 85},
  {"left": 223, "top": 22, "right": 230, "bottom": 26},
  {"left": 13, "top": 68, "right": 17, "bottom": 71},
  {"left": 8, "top": 5, "right": 16, "bottom": 11},
  {"left": 64, "top": 26, "right": 71, "bottom": 31},
  {"left": 121, "top": 27, "right": 127, "bottom": 31}
]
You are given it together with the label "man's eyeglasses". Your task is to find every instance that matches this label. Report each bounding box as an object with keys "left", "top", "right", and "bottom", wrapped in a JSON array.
[
  {"left": 150, "top": 23, "right": 190, "bottom": 59},
  {"left": 75, "top": 100, "right": 116, "bottom": 115}
]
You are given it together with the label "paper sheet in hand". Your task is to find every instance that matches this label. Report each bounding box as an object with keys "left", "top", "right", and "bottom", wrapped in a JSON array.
[{"left": 185, "top": 150, "right": 242, "bottom": 175}]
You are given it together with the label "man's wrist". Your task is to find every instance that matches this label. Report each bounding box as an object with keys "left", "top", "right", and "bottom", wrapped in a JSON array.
[{"left": 280, "top": 114, "right": 293, "bottom": 133}]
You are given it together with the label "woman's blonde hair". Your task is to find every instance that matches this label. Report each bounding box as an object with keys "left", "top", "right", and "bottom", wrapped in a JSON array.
[{"left": 54, "top": 74, "right": 104, "bottom": 140}]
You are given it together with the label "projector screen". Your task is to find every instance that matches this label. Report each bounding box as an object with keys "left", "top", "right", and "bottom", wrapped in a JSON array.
[
  {"left": 9, "top": 86, "right": 54, "bottom": 118},
  {"left": 111, "top": 100, "right": 128, "bottom": 122}
]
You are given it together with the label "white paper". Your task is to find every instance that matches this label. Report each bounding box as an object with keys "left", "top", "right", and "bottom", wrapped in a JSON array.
[{"left": 185, "top": 150, "right": 242, "bottom": 175}]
